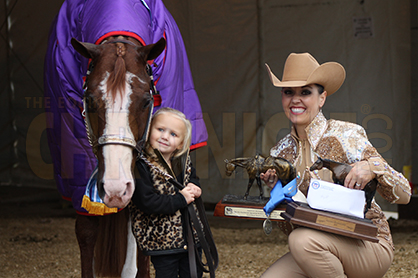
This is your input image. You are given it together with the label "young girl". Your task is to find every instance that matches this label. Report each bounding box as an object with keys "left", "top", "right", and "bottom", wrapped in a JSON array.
[{"left": 130, "top": 107, "right": 203, "bottom": 278}]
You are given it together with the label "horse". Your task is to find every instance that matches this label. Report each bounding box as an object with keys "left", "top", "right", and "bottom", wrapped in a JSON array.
[
  {"left": 71, "top": 35, "right": 165, "bottom": 277},
  {"left": 44, "top": 1, "right": 207, "bottom": 277},
  {"left": 309, "top": 157, "right": 377, "bottom": 214},
  {"left": 224, "top": 154, "right": 296, "bottom": 199}
]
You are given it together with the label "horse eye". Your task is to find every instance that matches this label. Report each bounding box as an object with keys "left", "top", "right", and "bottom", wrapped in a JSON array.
[
  {"left": 142, "top": 95, "right": 152, "bottom": 109},
  {"left": 142, "top": 99, "right": 150, "bottom": 109},
  {"left": 85, "top": 95, "right": 99, "bottom": 112}
]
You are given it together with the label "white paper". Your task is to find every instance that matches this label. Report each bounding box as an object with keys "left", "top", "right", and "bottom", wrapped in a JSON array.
[{"left": 307, "top": 179, "right": 366, "bottom": 218}]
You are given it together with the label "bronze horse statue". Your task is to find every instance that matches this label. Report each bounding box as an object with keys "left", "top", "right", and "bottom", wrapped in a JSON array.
[
  {"left": 225, "top": 154, "right": 296, "bottom": 199},
  {"left": 310, "top": 157, "right": 377, "bottom": 214}
]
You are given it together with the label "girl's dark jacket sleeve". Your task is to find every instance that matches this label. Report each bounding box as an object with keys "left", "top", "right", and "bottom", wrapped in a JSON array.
[{"left": 131, "top": 159, "right": 200, "bottom": 215}]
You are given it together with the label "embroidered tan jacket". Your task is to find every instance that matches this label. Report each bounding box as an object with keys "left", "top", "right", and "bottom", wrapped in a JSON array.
[{"left": 270, "top": 112, "right": 411, "bottom": 249}]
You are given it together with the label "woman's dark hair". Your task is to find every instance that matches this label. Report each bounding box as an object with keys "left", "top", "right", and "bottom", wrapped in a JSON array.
[{"left": 315, "top": 84, "right": 325, "bottom": 94}]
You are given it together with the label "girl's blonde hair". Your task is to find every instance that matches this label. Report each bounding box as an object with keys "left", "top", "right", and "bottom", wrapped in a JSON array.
[{"left": 151, "top": 107, "right": 192, "bottom": 158}]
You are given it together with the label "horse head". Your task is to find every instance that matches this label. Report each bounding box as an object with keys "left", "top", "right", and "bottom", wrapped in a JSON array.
[
  {"left": 310, "top": 157, "right": 324, "bottom": 172},
  {"left": 71, "top": 36, "right": 166, "bottom": 209},
  {"left": 310, "top": 157, "right": 350, "bottom": 185},
  {"left": 224, "top": 159, "right": 237, "bottom": 176}
]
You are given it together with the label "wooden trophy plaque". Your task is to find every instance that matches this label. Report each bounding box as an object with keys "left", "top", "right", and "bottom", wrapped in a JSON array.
[
  {"left": 281, "top": 202, "right": 378, "bottom": 242},
  {"left": 214, "top": 194, "right": 287, "bottom": 221}
]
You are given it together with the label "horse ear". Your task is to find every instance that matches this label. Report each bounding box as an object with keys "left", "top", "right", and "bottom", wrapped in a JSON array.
[
  {"left": 141, "top": 38, "right": 166, "bottom": 61},
  {"left": 71, "top": 38, "right": 101, "bottom": 59}
]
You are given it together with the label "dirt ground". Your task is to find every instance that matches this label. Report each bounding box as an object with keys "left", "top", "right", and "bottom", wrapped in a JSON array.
[{"left": 1, "top": 186, "right": 418, "bottom": 278}]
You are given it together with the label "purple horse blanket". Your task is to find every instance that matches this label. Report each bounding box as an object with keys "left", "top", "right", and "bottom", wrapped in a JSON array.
[{"left": 44, "top": 0, "right": 207, "bottom": 214}]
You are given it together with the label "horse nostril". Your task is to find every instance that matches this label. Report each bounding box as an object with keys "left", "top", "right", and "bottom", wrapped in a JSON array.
[
  {"left": 123, "top": 181, "right": 133, "bottom": 198},
  {"left": 98, "top": 180, "right": 106, "bottom": 199}
]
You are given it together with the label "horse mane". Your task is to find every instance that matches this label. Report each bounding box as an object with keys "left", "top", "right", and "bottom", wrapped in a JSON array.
[{"left": 107, "top": 46, "right": 127, "bottom": 101}]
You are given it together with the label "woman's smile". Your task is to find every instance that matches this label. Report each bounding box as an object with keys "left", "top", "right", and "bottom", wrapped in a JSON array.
[{"left": 290, "top": 107, "right": 306, "bottom": 114}]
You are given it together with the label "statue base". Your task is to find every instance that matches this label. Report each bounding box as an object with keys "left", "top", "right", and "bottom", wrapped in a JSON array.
[
  {"left": 213, "top": 194, "right": 286, "bottom": 221},
  {"left": 281, "top": 202, "right": 378, "bottom": 242}
]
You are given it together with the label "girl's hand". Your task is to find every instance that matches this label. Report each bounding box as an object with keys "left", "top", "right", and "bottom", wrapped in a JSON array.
[
  {"left": 344, "top": 160, "right": 376, "bottom": 190},
  {"left": 180, "top": 187, "right": 195, "bottom": 204},
  {"left": 186, "top": 183, "right": 202, "bottom": 198},
  {"left": 260, "top": 168, "right": 278, "bottom": 189}
]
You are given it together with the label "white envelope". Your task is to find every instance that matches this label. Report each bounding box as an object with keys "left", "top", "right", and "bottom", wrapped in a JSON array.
[{"left": 307, "top": 179, "right": 366, "bottom": 218}]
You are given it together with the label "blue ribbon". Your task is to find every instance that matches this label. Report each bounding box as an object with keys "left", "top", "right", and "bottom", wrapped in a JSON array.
[
  {"left": 263, "top": 178, "right": 297, "bottom": 215},
  {"left": 81, "top": 166, "right": 119, "bottom": 215},
  {"left": 84, "top": 167, "right": 101, "bottom": 203}
]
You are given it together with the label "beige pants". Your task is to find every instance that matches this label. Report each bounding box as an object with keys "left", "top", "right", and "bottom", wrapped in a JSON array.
[{"left": 260, "top": 227, "right": 394, "bottom": 278}]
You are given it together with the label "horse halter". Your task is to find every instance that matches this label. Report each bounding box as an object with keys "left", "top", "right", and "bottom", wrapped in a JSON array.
[{"left": 82, "top": 39, "right": 159, "bottom": 157}]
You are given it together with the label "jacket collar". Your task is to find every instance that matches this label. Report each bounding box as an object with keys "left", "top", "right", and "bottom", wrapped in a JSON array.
[{"left": 290, "top": 111, "right": 328, "bottom": 150}]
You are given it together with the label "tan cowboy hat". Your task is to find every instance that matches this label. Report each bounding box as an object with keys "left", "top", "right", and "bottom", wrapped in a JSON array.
[{"left": 265, "top": 53, "right": 346, "bottom": 96}]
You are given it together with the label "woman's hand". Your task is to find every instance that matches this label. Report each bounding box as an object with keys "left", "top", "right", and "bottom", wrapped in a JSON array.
[
  {"left": 260, "top": 168, "right": 278, "bottom": 189},
  {"left": 344, "top": 160, "right": 376, "bottom": 190}
]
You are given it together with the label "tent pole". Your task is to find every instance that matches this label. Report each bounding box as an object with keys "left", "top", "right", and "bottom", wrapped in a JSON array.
[
  {"left": 256, "top": 0, "right": 265, "bottom": 156},
  {"left": 2, "top": 0, "right": 18, "bottom": 183}
]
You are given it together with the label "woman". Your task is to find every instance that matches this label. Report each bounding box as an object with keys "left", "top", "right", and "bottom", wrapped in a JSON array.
[{"left": 260, "top": 53, "right": 411, "bottom": 278}]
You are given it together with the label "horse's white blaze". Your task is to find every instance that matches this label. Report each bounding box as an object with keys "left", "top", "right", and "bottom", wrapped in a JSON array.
[{"left": 100, "top": 72, "right": 136, "bottom": 208}]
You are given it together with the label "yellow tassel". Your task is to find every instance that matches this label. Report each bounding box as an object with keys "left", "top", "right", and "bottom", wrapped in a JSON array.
[{"left": 81, "top": 195, "right": 118, "bottom": 215}]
